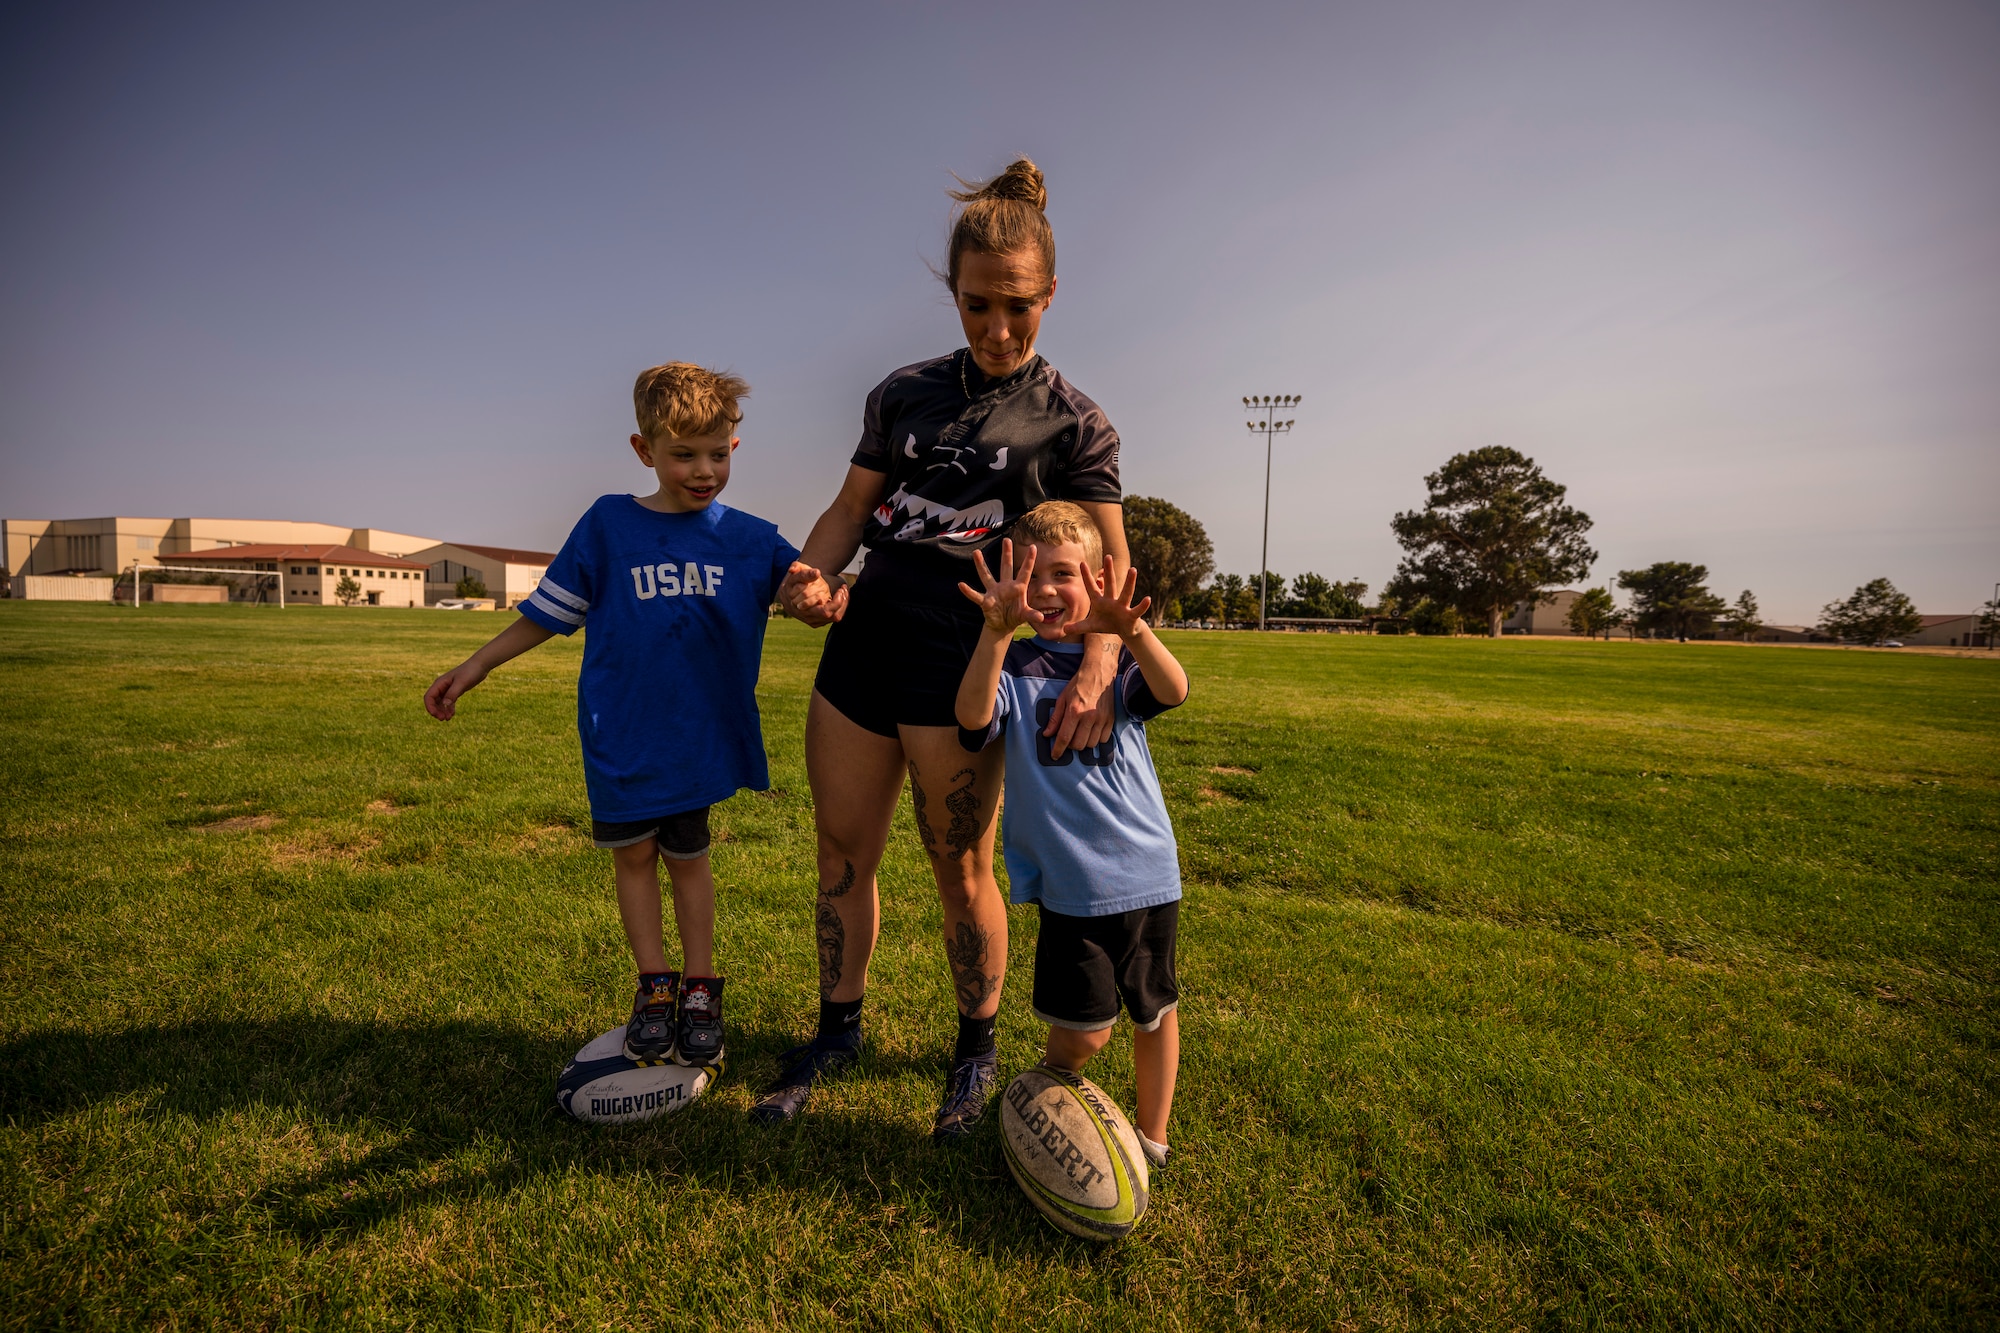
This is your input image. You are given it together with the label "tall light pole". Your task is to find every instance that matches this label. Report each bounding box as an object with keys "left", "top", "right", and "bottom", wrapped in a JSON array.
[{"left": 1242, "top": 394, "right": 1299, "bottom": 631}]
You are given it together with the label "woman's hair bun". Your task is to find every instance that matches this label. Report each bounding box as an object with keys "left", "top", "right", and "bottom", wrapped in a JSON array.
[{"left": 949, "top": 157, "right": 1047, "bottom": 212}]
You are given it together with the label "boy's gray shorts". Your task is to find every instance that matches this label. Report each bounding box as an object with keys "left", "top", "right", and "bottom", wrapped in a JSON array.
[{"left": 590, "top": 805, "right": 711, "bottom": 858}]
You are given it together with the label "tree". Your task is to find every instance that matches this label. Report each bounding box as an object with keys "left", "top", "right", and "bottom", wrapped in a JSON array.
[
  {"left": 1616, "top": 562, "right": 1727, "bottom": 639},
  {"left": 1177, "top": 584, "right": 1217, "bottom": 623},
  {"left": 455, "top": 574, "right": 489, "bottom": 600},
  {"left": 1388, "top": 447, "right": 1596, "bottom": 637},
  {"left": 1283, "top": 573, "right": 1365, "bottom": 620},
  {"left": 1249, "top": 571, "right": 1286, "bottom": 624},
  {"left": 1721, "top": 590, "right": 1762, "bottom": 642},
  {"left": 1980, "top": 596, "right": 2000, "bottom": 649},
  {"left": 1819, "top": 578, "right": 1923, "bottom": 645},
  {"left": 1213, "top": 573, "right": 1257, "bottom": 626},
  {"left": 1406, "top": 598, "right": 1462, "bottom": 636},
  {"left": 335, "top": 575, "right": 363, "bottom": 607},
  {"left": 1565, "top": 587, "right": 1619, "bottom": 639},
  {"left": 1122, "top": 496, "right": 1214, "bottom": 627}
]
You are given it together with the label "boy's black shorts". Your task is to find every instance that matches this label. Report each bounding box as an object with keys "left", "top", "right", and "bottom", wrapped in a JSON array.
[
  {"left": 813, "top": 592, "right": 985, "bottom": 738},
  {"left": 1032, "top": 900, "right": 1180, "bottom": 1033},
  {"left": 591, "top": 805, "right": 711, "bottom": 858}
]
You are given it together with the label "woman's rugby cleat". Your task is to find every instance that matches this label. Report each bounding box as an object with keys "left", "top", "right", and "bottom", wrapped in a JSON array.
[
  {"left": 673, "top": 976, "right": 727, "bottom": 1068},
  {"left": 932, "top": 1049, "right": 1000, "bottom": 1142},
  {"left": 749, "top": 1032, "right": 862, "bottom": 1124},
  {"left": 622, "top": 971, "right": 680, "bottom": 1062}
]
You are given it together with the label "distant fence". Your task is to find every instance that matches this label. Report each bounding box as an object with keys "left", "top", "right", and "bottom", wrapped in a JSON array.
[{"left": 18, "top": 576, "right": 114, "bottom": 601}]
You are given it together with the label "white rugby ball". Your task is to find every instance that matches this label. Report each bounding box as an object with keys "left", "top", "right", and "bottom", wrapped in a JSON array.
[
  {"left": 556, "top": 1026, "right": 721, "bottom": 1126},
  {"left": 999, "top": 1064, "right": 1149, "bottom": 1241}
]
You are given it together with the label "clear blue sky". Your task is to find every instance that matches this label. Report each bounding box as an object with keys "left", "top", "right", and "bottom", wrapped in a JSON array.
[{"left": 3, "top": 1, "right": 1995, "bottom": 622}]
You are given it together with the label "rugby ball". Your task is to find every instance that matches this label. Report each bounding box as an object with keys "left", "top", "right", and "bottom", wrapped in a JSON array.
[
  {"left": 999, "top": 1064, "right": 1149, "bottom": 1241},
  {"left": 556, "top": 1026, "right": 721, "bottom": 1126}
]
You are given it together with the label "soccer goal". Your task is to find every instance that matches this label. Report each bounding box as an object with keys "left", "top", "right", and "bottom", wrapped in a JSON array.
[{"left": 122, "top": 556, "right": 288, "bottom": 608}]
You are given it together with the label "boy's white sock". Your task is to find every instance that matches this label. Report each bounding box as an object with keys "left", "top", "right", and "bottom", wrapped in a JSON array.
[{"left": 1140, "top": 1133, "right": 1169, "bottom": 1167}]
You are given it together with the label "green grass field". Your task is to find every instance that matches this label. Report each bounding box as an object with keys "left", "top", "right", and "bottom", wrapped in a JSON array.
[{"left": 2, "top": 602, "right": 1995, "bottom": 1331}]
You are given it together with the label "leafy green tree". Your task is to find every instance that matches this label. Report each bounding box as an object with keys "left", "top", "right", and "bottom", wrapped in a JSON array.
[
  {"left": 1122, "top": 496, "right": 1214, "bottom": 627},
  {"left": 1616, "top": 562, "right": 1727, "bottom": 639},
  {"left": 335, "top": 575, "right": 363, "bottom": 607},
  {"left": 1404, "top": 598, "right": 1462, "bottom": 636},
  {"left": 1818, "top": 578, "right": 1923, "bottom": 645},
  {"left": 1283, "top": 573, "right": 1365, "bottom": 620},
  {"left": 1248, "top": 571, "right": 1285, "bottom": 624},
  {"left": 1721, "top": 590, "right": 1763, "bottom": 641},
  {"left": 1213, "top": 574, "right": 1258, "bottom": 626},
  {"left": 1980, "top": 596, "right": 2000, "bottom": 648},
  {"left": 455, "top": 574, "right": 489, "bottom": 600},
  {"left": 1388, "top": 447, "right": 1596, "bottom": 637},
  {"left": 1565, "top": 587, "right": 1619, "bottom": 639},
  {"left": 1178, "top": 584, "right": 1217, "bottom": 623}
]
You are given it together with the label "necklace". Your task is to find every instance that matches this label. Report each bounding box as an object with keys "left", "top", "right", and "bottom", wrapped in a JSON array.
[{"left": 958, "top": 348, "right": 971, "bottom": 400}]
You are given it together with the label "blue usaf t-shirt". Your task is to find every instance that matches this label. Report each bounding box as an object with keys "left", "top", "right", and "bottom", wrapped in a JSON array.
[{"left": 518, "top": 495, "right": 799, "bottom": 822}]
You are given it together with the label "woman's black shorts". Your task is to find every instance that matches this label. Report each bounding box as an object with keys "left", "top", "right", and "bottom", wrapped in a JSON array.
[{"left": 813, "top": 588, "right": 985, "bottom": 737}]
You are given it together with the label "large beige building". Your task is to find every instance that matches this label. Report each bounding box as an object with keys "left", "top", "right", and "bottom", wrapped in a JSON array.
[
  {"left": 408, "top": 542, "right": 555, "bottom": 609},
  {"left": 1904, "top": 614, "right": 1989, "bottom": 648},
  {"left": 2, "top": 516, "right": 440, "bottom": 593},
  {"left": 1502, "top": 589, "right": 1584, "bottom": 635},
  {"left": 152, "top": 545, "right": 428, "bottom": 607}
]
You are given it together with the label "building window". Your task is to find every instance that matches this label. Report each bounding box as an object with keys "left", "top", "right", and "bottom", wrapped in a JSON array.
[
  {"left": 291, "top": 567, "right": 302, "bottom": 575},
  {"left": 307, "top": 566, "right": 318, "bottom": 574}
]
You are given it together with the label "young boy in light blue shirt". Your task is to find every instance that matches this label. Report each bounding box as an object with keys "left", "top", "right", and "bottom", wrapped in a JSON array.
[{"left": 954, "top": 501, "right": 1190, "bottom": 1167}]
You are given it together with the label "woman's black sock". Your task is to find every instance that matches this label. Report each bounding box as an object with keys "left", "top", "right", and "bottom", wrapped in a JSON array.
[
  {"left": 817, "top": 996, "right": 863, "bottom": 1045},
  {"left": 954, "top": 1012, "right": 996, "bottom": 1062}
]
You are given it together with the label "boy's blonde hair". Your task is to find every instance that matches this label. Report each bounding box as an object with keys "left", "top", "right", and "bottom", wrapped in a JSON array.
[
  {"left": 1012, "top": 500, "right": 1103, "bottom": 570},
  {"left": 633, "top": 362, "right": 750, "bottom": 442}
]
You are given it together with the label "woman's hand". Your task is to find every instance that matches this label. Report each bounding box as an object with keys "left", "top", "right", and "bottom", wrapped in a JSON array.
[
  {"left": 956, "top": 539, "right": 1035, "bottom": 634},
  {"left": 1044, "top": 641, "right": 1117, "bottom": 757},
  {"left": 1063, "top": 555, "right": 1152, "bottom": 641},
  {"left": 779, "top": 562, "right": 849, "bottom": 626}
]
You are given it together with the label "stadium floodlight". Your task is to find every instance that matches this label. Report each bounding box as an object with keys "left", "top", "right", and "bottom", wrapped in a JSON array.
[{"left": 1241, "top": 393, "right": 1302, "bottom": 631}]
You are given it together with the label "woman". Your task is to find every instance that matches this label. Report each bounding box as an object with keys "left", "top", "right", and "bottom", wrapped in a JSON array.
[{"left": 757, "top": 159, "right": 1132, "bottom": 1139}]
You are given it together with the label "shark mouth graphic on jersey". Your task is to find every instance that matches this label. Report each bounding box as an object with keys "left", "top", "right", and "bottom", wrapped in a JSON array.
[{"left": 876, "top": 485, "right": 1004, "bottom": 543}]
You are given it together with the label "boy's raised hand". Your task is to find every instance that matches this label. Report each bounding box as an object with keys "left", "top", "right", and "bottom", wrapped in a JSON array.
[
  {"left": 1065, "top": 555, "right": 1153, "bottom": 640},
  {"left": 957, "top": 538, "right": 1035, "bottom": 634}
]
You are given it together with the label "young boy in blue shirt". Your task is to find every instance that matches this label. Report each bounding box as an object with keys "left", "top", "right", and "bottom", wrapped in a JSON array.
[
  {"left": 954, "top": 501, "right": 1189, "bottom": 1166},
  {"left": 425, "top": 363, "right": 836, "bottom": 1069}
]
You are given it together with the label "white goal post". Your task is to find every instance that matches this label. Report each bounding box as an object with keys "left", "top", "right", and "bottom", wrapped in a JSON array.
[{"left": 124, "top": 560, "right": 287, "bottom": 608}]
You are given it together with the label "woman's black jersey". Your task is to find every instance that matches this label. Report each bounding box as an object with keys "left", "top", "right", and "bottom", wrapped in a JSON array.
[{"left": 850, "top": 349, "right": 1121, "bottom": 604}]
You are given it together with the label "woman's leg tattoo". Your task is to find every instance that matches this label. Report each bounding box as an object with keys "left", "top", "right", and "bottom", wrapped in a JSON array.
[
  {"left": 907, "top": 764, "right": 938, "bottom": 851},
  {"left": 945, "top": 919, "right": 998, "bottom": 1013},
  {"left": 816, "top": 902, "right": 845, "bottom": 997},
  {"left": 944, "top": 767, "right": 980, "bottom": 859}
]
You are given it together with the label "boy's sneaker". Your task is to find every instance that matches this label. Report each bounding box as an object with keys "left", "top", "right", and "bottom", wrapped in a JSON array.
[
  {"left": 931, "top": 1050, "right": 999, "bottom": 1142},
  {"left": 622, "top": 971, "right": 680, "bottom": 1062},
  {"left": 749, "top": 1032, "right": 862, "bottom": 1125},
  {"left": 673, "top": 976, "right": 726, "bottom": 1068}
]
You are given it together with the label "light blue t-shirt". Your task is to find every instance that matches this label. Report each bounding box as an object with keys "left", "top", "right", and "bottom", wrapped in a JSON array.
[
  {"left": 959, "top": 638, "right": 1183, "bottom": 917},
  {"left": 518, "top": 495, "right": 799, "bottom": 821}
]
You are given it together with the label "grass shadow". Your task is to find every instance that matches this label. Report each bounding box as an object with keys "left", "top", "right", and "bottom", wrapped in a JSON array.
[{"left": 0, "top": 1019, "right": 1079, "bottom": 1261}]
